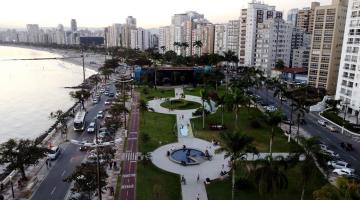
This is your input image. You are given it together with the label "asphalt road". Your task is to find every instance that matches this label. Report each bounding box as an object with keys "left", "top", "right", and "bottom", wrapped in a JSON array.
[
  {"left": 30, "top": 81, "right": 117, "bottom": 200},
  {"left": 119, "top": 93, "right": 139, "bottom": 200},
  {"left": 254, "top": 87, "right": 360, "bottom": 173}
]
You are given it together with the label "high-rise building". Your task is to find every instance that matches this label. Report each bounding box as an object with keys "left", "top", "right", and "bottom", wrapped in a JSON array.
[
  {"left": 56, "top": 24, "right": 66, "bottom": 44},
  {"left": 255, "top": 18, "right": 293, "bottom": 76},
  {"left": 107, "top": 24, "right": 123, "bottom": 47},
  {"left": 292, "top": 48, "right": 310, "bottom": 67},
  {"left": 290, "top": 27, "right": 311, "bottom": 67},
  {"left": 297, "top": 2, "right": 320, "bottom": 34},
  {"left": 71, "top": 19, "right": 77, "bottom": 32},
  {"left": 214, "top": 24, "right": 227, "bottom": 55},
  {"left": 335, "top": 0, "right": 360, "bottom": 114},
  {"left": 159, "top": 26, "right": 171, "bottom": 53},
  {"left": 226, "top": 20, "right": 240, "bottom": 57},
  {"left": 238, "top": 9, "right": 247, "bottom": 65},
  {"left": 26, "top": 24, "right": 40, "bottom": 43},
  {"left": 244, "top": 1, "right": 280, "bottom": 66},
  {"left": 308, "top": 0, "right": 348, "bottom": 94},
  {"left": 287, "top": 8, "right": 299, "bottom": 26},
  {"left": 126, "top": 16, "right": 137, "bottom": 28}
]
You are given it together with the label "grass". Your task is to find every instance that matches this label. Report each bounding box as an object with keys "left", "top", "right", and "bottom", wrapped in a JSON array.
[
  {"left": 139, "top": 111, "right": 177, "bottom": 152},
  {"left": 206, "top": 163, "right": 327, "bottom": 200},
  {"left": 160, "top": 99, "right": 201, "bottom": 110},
  {"left": 137, "top": 87, "right": 174, "bottom": 102},
  {"left": 184, "top": 85, "right": 227, "bottom": 97},
  {"left": 136, "top": 161, "right": 181, "bottom": 200},
  {"left": 191, "top": 107, "right": 300, "bottom": 152}
]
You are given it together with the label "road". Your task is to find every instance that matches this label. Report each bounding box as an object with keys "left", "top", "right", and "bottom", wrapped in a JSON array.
[
  {"left": 30, "top": 81, "right": 117, "bottom": 200},
  {"left": 119, "top": 92, "right": 139, "bottom": 200},
  {"left": 253, "top": 87, "right": 360, "bottom": 173}
]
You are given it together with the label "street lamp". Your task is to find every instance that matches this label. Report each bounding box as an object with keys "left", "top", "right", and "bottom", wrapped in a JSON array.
[
  {"left": 9, "top": 175, "right": 14, "bottom": 199},
  {"left": 341, "top": 101, "right": 350, "bottom": 134}
]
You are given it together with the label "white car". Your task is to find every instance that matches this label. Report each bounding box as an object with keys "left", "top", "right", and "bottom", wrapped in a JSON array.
[
  {"left": 265, "top": 105, "right": 277, "bottom": 112},
  {"left": 327, "top": 125, "right": 337, "bottom": 132},
  {"left": 104, "top": 100, "right": 112, "bottom": 105},
  {"left": 87, "top": 122, "right": 96, "bottom": 133},
  {"left": 333, "top": 168, "right": 355, "bottom": 176},
  {"left": 96, "top": 111, "right": 104, "bottom": 119},
  {"left": 47, "top": 146, "right": 61, "bottom": 160},
  {"left": 92, "top": 98, "right": 98, "bottom": 104},
  {"left": 319, "top": 144, "right": 329, "bottom": 151},
  {"left": 327, "top": 160, "right": 351, "bottom": 169},
  {"left": 320, "top": 149, "right": 339, "bottom": 158},
  {"left": 317, "top": 120, "right": 327, "bottom": 126}
]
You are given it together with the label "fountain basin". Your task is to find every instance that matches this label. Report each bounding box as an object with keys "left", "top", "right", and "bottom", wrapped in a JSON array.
[{"left": 169, "top": 148, "right": 206, "bottom": 165}]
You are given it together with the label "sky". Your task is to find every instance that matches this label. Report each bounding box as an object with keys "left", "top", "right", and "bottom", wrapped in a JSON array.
[{"left": 0, "top": 0, "right": 332, "bottom": 29}]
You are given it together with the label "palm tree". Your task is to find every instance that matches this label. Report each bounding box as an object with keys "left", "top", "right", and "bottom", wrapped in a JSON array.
[
  {"left": 200, "top": 89, "right": 210, "bottom": 129},
  {"left": 173, "top": 42, "right": 181, "bottom": 55},
  {"left": 139, "top": 99, "right": 148, "bottom": 124},
  {"left": 69, "top": 90, "right": 91, "bottom": 110},
  {"left": 193, "top": 40, "right": 203, "bottom": 56},
  {"left": 49, "top": 110, "right": 69, "bottom": 141},
  {"left": 224, "top": 88, "right": 246, "bottom": 129},
  {"left": 265, "top": 111, "right": 283, "bottom": 157},
  {"left": 109, "top": 104, "right": 129, "bottom": 129},
  {"left": 181, "top": 42, "right": 189, "bottom": 56},
  {"left": 216, "top": 131, "right": 255, "bottom": 200},
  {"left": 216, "top": 94, "right": 226, "bottom": 125},
  {"left": 251, "top": 156, "right": 288, "bottom": 199}
]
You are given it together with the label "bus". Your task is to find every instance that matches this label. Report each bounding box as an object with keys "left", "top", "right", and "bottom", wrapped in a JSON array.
[{"left": 74, "top": 111, "right": 87, "bottom": 131}]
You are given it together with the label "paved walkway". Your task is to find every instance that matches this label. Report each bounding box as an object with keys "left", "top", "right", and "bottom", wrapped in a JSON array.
[
  {"left": 149, "top": 88, "right": 226, "bottom": 200},
  {"left": 119, "top": 92, "right": 140, "bottom": 200}
]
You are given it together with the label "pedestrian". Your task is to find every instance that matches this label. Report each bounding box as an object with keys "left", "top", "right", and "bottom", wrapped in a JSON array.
[
  {"left": 110, "top": 186, "right": 115, "bottom": 196},
  {"left": 181, "top": 175, "right": 186, "bottom": 185},
  {"left": 197, "top": 173, "right": 200, "bottom": 183},
  {"left": 196, "top": 193, "right": 200, "bottom": 200},
  {"left": 222, "top": 164, "right": 224, "bottom": 169},
  {"left": 113, "top": 161, "right": 117, "bottom": 169},
  {"left": 109, "top": 161, "right": 113, "bottom": 169},
  {"left": 45, "top": 159, "right": 49, "bottom": 169},
  {"left": 48, "top": 160, "right": 52, "bottom": 167}
]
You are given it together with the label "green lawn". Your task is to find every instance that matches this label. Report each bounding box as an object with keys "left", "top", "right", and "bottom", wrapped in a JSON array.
[
  {"left": 191, "top": 108, "right": 300, "bottom": 152},
  {"left": 207, "top": 163, "right": 327, "bottom": 200},
  {"left": 137, "top": 87, "right": 175, "bottom": 102},
  {"left": 184, "top": 86, "right": 227, "bottom": 97},
  {"left": 139, "top": 111, "right": 177, "bottom": 152},
  {"left": 161, "top": 99, "right": 201, "bottom": 110},
  {"left": 136, "top": 162, "right": 181, "bottom": 200}
]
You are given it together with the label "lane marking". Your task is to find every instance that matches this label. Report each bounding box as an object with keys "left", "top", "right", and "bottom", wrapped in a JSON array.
[
  {"left": 51, "top": 186, "right": 56, "bottom": 195},
  {"left": 350, "top": 155, "right": 356, "bottom": 161},
  {"left": 61, "top": 170, "right": 66, "bottom": 177}
]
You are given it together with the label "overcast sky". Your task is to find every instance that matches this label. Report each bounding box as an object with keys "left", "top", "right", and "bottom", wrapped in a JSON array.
[{"left": 0, "top": 0, "right": 332, "bottom": 29}]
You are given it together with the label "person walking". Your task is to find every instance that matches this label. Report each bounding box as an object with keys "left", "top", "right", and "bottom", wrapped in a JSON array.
[
  {"left": 197, "top": 173, "right": 200, "bottom": 183},
  {"left": 196, "top": 193, "right": 200, "bottom": 200}
]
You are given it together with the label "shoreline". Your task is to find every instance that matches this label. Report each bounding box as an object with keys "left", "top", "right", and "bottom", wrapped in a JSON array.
[{"left": 0, "top": 44, "right": 105, "bottom": 72}]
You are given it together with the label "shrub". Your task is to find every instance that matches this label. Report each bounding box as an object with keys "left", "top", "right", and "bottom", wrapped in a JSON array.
[
  {"left": 141, "top": 132, "right": 150, "bottom": 143},
  {"left": 250, "top": 119, "right": 262, "bottom": 129},
  {"left": 235, "top": 177, "right": 253, "bottom": 190},
  {"left": 192, "top": 108, "right": 210, "bottom": 116}
]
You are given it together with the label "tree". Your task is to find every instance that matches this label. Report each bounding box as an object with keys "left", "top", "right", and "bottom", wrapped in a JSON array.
[
  {"left": 0, "top": 139, "right": 48, "bottom": 180},
  {"left": 181, "top": 42, "right": 189, "bottom": 56},
  {"left": 326, "top": 99, "right": 342, "bottom": 113},
  {"left": 139, "top": 99, "right": 148, "bottom": 124},
  {"left": 275, "top": 59, "right": 285, "bottom": 69},
  {"left": 336, "top": 177, "right": 360, "bottom": 200},
  {"left": 251, "top": 156, "right": 288, "bottom": 199},
  {"left": 264, "top": 111, "right": 283, "bottom": 157},
  {"left": 160, "top": 46, "right": 166, "bottom": 54},
  {"left": 69, "top": 90, "right": 91, "bottom": 110},
  {"left": 193, "top": 40, "right": 203, "bottom": 56},
  {"left": 109, "top": 104, "right": 129, "bottom": 129},
  {"left": 313, "top": 184, "right": 341, "bottom": 200},
  {"left": 200, "top": 89, "right": 211, "bottom": 129},
  {"left": 216, "top": 131, "right": 255, "bottom": 200},
  {"left": 64, "top": 163, "right": 108, "bottom": 198},
  {"left": 224, "top": 88, "right": 246, "bottom": 129},
  {"left": 49, "top": 110, "right": 69, "bottom": 141},
  {"left": 216, "top": 94, "right": 226, "bottom": 125}
]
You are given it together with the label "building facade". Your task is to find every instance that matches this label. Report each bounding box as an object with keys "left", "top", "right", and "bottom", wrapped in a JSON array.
[
  {"left": 336, "top": 0, "right": 360, "bottom": 114},
  {"left": 297, "top": 2, "right": 320, "bottom": 34},
  {"left": 308, "top": 0, "right": 348, "bottom": 94}
]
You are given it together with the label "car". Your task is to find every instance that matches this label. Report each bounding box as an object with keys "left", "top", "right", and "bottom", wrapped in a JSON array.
[
  {"left": 108, "top": 92, "right": 115, "bottom": 97},
  {"left": 320, "top": 149, "right": 339, "bottom": 158},
  {"left": 104, "top": 99, "right": 112, "bottom": 105},
  {"left": 265, "top": 105, "right": 277, "bottom": 112},
  {"left": 327, "top": 125, "right": 337, "bottom": 132},
  {"left": 279, "top": 96, "right": 287, "bottom": 101},
  {"left": 96, "top": 110, "right": 104, "bottom": 119},
  {"left": 260, "top": 101, "right": 269, "bottom": 107},
  {"left": 317, "top": 119, "right": 327, "bottom": 126},
  {"left": 319, "top": 144, "right": 329, "bottom": 151},
  {"left": 47, "top": 146, "right": 61, "bottom": 160},
  {"left": 87, "top": 122, "right": 96, "bottom": 133},
  {"left": 100, "top": 88, "right": 105, "bottom": 93},
  {"left": 282, "top": 120, "right": 295, "bottom": 125},
  {"left": 92, "top": 98, "right": 98, "bottom": 104},
  {"left": 104, "top": 91, "right": 109, "bottom": 96},
  {"left": 333, "top": 168, "right": 355, "bottom": 176},
  {"left": 328, "top": 160, "right": 351, "bottom": 169}
]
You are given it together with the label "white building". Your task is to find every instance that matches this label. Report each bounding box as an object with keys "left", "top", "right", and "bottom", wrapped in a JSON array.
[
  {"left": 26, "top": 24, "right": 40, "bottom": 43},
  {"left": 226, "top": 20, "right": 240, "bottom": 56},
  {"left": 255, "top": 18, "right": 293, "bottom": 76},
  {"left": 336, "top": 0, "right": 359, "bottom": 114},
  {"left": 244, "top": 1, "right": 279, "bottom": 66},
  {"left": 287, "top": 8, "right": 299, "bottom": 26},
  {"left": 214, "top": 24, "right": 227, "bottom": 55}
]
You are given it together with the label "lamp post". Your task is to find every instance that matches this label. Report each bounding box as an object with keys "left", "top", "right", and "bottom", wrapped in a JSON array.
[
  {"left": 341, "top": 102, "right": 350, "bottom": 134},
  {"left": 9, "top": 175, "right": 14, "bottom": 199}
]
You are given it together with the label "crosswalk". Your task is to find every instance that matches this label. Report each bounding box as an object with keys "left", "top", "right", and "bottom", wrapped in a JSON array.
[{"left": 121, "top": 152, "right": 140, "bottom": 161}]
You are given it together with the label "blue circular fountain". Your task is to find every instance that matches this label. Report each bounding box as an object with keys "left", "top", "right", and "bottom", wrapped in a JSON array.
[{"left": 169, "top": 148, "right": 206, "bottom": 165}]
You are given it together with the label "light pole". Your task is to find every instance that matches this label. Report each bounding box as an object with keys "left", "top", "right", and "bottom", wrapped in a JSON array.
[
  {"left": 341, "top": 102, "right": 350, "bottom": 134},
  {"left": 9, "top": 175, "right": 14, "bottom": 199}
]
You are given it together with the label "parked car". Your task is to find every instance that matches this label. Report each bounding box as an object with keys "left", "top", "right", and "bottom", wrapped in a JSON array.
[
  {"left": 319, "top": 144, "right": 329, "bottom": 151},
  {"left": 282, "top": 120, "right": 295, "bottom": 125},
  {"left": 327, "top": 160, "right": 351, "bottom": 169},
  {"left": 104, "top": 99, "right": 112, "bottom": 105},
  {"left": 108, "top": 92, "right": 115, "bottom": 97},
  {"left": 92, "top": 98, "right": 98, "bottom": 104},
  {"left": 340, "top": 142, "right": 355, "bottom": 151},
  {"left": 333, "top": 168, "right": 355, "bottom": 176},
  {"left": 47, "top": 146, "right": 61, "bottom": 160},
  {"left": 265, "top": 105, "right": 277, "bottom": 112},
  {"left": 87, "top": 121, "right": 96, "bottom": 133},
  {"left": 320, "top": 149, "right": 339, "bottom": 158},
  {"left": 318, "top": 120, "right": 327, "bottom": 126},
  {"left": 97, "top": 110, "right": 104, "bottom": 119}
]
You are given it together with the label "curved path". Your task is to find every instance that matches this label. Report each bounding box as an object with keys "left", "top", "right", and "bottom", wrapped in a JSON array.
[{"left": 148, "top": 88, "right": 229, "bottom": 200}]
